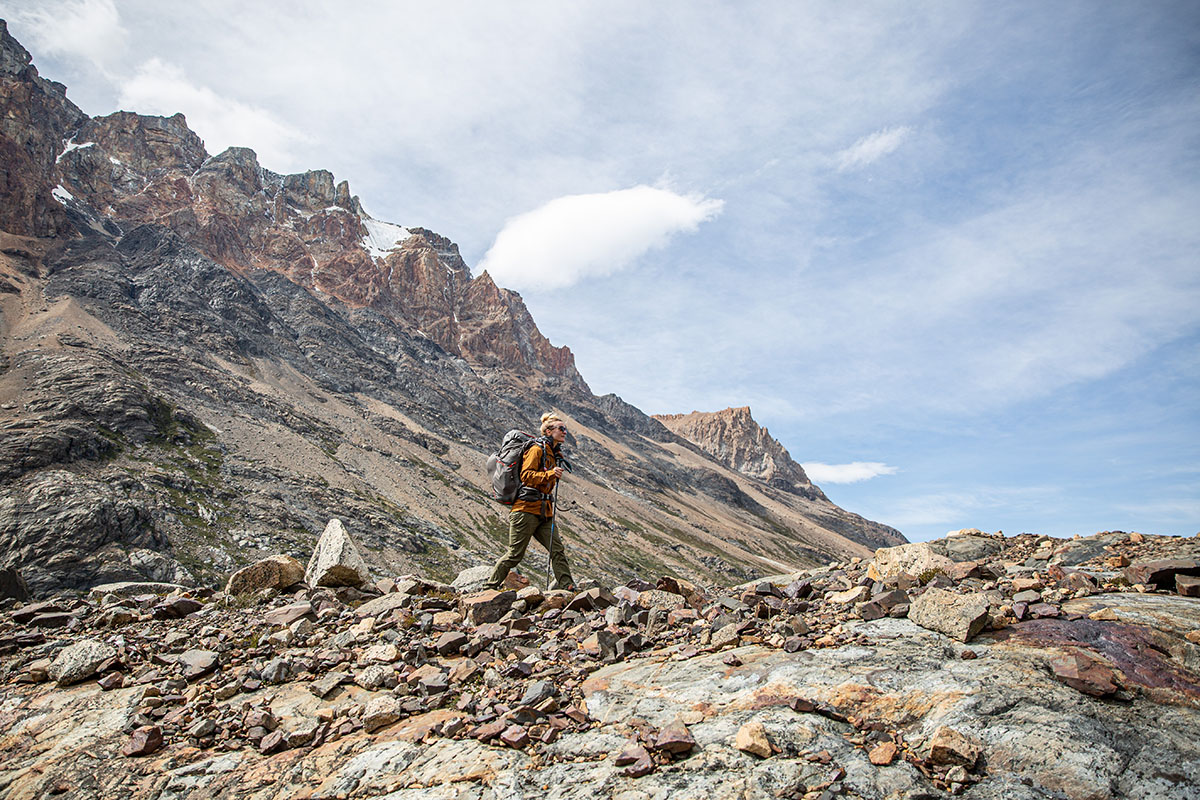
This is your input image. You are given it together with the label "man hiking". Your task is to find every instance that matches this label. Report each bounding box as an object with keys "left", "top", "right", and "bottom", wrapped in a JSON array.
[{"left": 485, "top": 412, "right": 575, "bottom": 591}]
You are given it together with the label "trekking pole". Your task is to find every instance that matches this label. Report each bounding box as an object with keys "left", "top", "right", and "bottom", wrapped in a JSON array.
[{"left": 546, "top": 480, "right": 559, "bottom": 592}]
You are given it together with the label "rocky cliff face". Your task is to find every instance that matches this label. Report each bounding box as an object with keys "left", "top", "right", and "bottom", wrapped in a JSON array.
[
  {"left": 48, "top": 101, "right": 581, "bottom": 384},
  {"left": 655, "top": 407, "right": 824, "bottom": 498},
  {"left": 0, "top": 22, "right": 900, "bottom": 599},
  {"left": 657, "top": 408, "right": 905, "bottom": 551}
]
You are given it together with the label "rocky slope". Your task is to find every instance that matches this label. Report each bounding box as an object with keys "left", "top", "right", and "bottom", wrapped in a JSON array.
[
  {"left": 1, "top": 527, "right": 1197, "bottom": 799},
  {"left": 656, "top": 407, "right": 903, "bottom": 551},
  {"left": 655, "top": 407, "right": 820, "bottom": 496},
  {"left": 0, "top": 22, "right": 900, "bottom": 600}
]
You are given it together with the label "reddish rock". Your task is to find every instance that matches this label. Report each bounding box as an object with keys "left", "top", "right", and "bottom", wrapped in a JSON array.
[
  {"left": 97, "top": 671, "right": 125, "bottom": 690},
  {"left": 472, "top": 719, "right": 508, "bottom": 742},
  {"left": 1028, "top": 603, "right": 1061, "bottom": 619},
  {"left": 615, "top": 742, "right": 650, "bottom": 766},
  {"left": 435, "top": 631, "right": 468, "bottom": 655},
  {"left": 624, "top": 753, "right": 654, "bottom": 777},
  {"left": 244, "top": 708, "right": 279, "bottom": 731},
  {"left": 152, "top": 597, "right": 203, "bottom": 619},
  {"left": 653, "top": 721, "right": 696, "bottom": 754},
  {"left": 264, "top": 602, "right": 313, "bottom": 627},
  {"left": 499, "top": 724, "right": 530, "bottom": 749},
  {"left": 869, "top": 741, "right": 898, "bottom": 765},
  {"left": 1049, "top": 650, "right": 1120, "bottom": 697},
  {"left": 259, "top": 729, "right": 288, "bottom": 754},
  {"left": 1124, "top": 559, "right": 1200, "bottom": 590},
  {"left": 928, "top": 726, "right": 981, "bottom": 767},
  {"left": 121, "top": 725, "right": 163, "bottom": 757},
  {"left": 460, "top": 590, "right": 516, "bottom": 625},
  {"left": 1176, "top": 574, "right": 1200, "bottom": 597}
]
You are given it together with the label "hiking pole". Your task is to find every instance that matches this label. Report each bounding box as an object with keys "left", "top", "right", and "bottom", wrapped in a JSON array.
[{"left": 546, "top": 480, "right": 559, "bottom": 592}]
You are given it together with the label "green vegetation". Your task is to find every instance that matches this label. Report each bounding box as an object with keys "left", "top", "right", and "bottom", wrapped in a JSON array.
[
  {"left": 611, "top": 516, "right": 645, "bottom": 534},
  {"left": 917, "top": 567, "right": 946, "bottom": 584}
]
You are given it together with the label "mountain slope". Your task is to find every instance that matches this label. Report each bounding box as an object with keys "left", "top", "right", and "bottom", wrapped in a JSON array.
[
  {"left": 0, "top": 22, "right": 903, "bottom": 597},
  {"left": 656, "top": 407, "right": 903, "bottom": 551}
]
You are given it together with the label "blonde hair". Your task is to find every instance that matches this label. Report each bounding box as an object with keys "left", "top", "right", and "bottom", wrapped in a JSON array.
[{"left": 540, "top": 412, "right": 564, "bottom": 435}]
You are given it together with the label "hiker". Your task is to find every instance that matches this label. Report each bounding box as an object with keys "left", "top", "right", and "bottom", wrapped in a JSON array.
[{"left": 485, "top": 412, "right": 575, "bottom": 591}]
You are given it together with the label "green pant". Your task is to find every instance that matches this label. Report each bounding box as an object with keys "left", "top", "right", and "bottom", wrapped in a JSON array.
[{"left": 487, "top": 510, "right": 573, "bottom": 590}]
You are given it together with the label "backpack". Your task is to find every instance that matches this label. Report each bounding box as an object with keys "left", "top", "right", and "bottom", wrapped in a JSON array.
[{"left": 486, "top": 430, "right": 548, "bottom": 504}]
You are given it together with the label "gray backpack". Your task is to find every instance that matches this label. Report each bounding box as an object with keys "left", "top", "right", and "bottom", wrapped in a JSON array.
[{"left": 486, "top": 430, "right": 546, "bottom": 504}]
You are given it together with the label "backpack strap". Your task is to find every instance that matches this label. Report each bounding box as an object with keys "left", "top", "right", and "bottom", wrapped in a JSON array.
[{"left": 515, "top": 438, "right": 555, "bottom": 506}]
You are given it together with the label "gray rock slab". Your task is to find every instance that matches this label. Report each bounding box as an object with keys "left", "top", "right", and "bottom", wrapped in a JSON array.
[
  {"left": 908, "top": 586, "right": 990, "bottom": 642},
  {"left": 49, "top": 638, "right": 117, "bottom": 686},
  {"left": 306, "top": 519, "right": 371, "bottom": 588},
  {"left": 225, "top": 555, "right": 305, "bottom": 596},
  {"left": 88, "top": 581, "right": 191, "bottom": 599}
]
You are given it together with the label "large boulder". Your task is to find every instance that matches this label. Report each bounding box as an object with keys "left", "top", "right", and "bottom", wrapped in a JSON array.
[
  {"left": 1124, "top": 559, "right": 1200, "bottom": 591},
  {"left": 935, "top": 534, "right": 1005, "bottom": 563},
  {"left": 89, "top": 581, "right": 191, "bottom": 599},
  {"left": 305, "top": 519, "right": 371, "bottom": 588},
  {"left": 49, "top": 639, "right": 117, "bottom": 686},
  {"left": 225, "top": 555, "right": 305, "bottom": 596},
  {"left": 908, "top": 587, "right": 990, "bottom": 642},
  {"left": 452, "top": 565, "right": 528, "bottom": 593},
  {"left": 460, "top": 589, "right": 516, "bottom": 625},
  {"left": 0, "top": 566, "right": 30, "bottom": 601},
  {"left": 452, "top": 565, "right": 494, "bottom": 593},
  {"left": 869, "top": 542, "right": 954, "bottom": 581}
]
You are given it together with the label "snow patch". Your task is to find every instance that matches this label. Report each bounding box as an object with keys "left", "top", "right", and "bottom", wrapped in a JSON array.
[
  {"left": 52, "top": 185, "right": 75, "bottom": 203},
  {"left": 361, "top": 217, "right": 412, "bottom": 259},
  {"left": 56, "top": 140, "right": 95, "bottom": 162}
]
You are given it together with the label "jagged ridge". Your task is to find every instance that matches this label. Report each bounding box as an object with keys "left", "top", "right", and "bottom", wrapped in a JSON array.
[{"left": 0, "top": 21, "right": 902, "bottom": 597}]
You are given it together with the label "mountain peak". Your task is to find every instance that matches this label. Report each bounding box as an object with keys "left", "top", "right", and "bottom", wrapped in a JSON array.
[{"left": 654, "top": 407, "right": 825, "bottom": 500}]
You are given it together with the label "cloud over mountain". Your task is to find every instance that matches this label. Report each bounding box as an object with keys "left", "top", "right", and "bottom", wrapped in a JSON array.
[{"left": 478, "top": 186, "right": 723, "bottom": 291}]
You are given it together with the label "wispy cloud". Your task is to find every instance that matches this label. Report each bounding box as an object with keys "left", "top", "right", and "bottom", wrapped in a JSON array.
[
  {"left": 118, "top": 59, "right": 311, "bottom": 171},
  {"left": 477, "top": 186, "right": 723, "bottom": 291},
  {"left": 804, "top": 462, "right": 898, "bottom": 484},
  {"left": 878, "top": 486, "right": 1061, "bottom": 532},
  {"left": 836, "top": 126, "right": 912, "bottom": 171},
  {"left": 5, "top": 0, "right": 126, "bottom": 74},
  {"left": 1114, "top": 499, "right": 1200, "bottom": 525}
]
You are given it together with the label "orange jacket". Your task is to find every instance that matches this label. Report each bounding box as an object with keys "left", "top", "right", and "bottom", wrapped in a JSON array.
[{"left": 512, "top": 442, "right": 559, "bottom": 517}]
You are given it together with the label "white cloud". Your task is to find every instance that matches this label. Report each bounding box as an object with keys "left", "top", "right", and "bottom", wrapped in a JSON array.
[
  {"left": 803, "top": 462, "right": 898, "bottom": 484},
  {"left": 477, "top": 186, "right": 723, "bottom": 291},
  {"left": 6, "top": 0, "right": 126, "bottom": 73},
  {"left": 836, "top": 126, "right": 912, "bottom": 171},
  {"left": 117, "top": 59, "right": 310, "bottom": 172}
]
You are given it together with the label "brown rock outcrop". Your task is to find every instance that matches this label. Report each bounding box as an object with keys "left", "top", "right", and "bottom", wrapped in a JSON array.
[{"left": 654, "top": 407, "right": 821, "bottom": 497}]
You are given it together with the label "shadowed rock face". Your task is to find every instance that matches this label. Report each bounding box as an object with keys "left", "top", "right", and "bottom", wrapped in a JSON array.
[{"left": 0, "top": 23, "right": 900, "bottom": 596}]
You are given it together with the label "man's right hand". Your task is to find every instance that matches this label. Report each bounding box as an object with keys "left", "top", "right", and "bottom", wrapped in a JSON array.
[{"left": 552, "top": 467, "right": 564, "bottom": 478}]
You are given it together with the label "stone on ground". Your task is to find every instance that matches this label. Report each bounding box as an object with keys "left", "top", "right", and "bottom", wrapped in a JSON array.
[
  {"left": 305, "top": 519, "right": 371, "bottom": 587},
  {"left": 49, "top": 639, "right": 117, "bottom": 686},
  {"left": 225, "top": 555, "right": 305, "bottom": 595},
  {"left": 908, "top": 587, "right": 990, "bottom": 642},
  {"left": 734, "top": 721, "right": 774, "bottom": 758}
]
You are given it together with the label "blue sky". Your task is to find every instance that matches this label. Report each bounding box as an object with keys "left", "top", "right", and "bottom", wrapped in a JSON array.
[{"left": 5, "top": 1, "right": 1197, "bottom": 542}]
